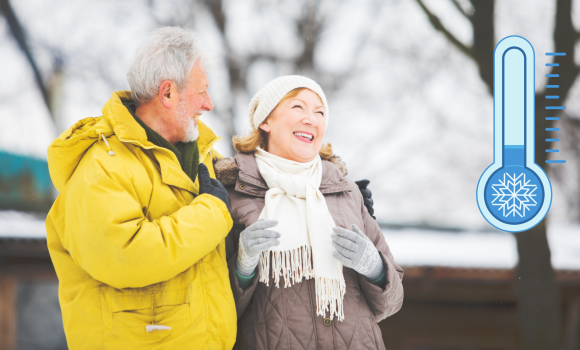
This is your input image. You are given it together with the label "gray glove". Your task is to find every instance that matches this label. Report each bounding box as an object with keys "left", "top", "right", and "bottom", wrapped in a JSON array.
[
  {"left": 236, "top": 219, "right": 280, "bottom": 277},
  {"left": 331, "top": 224, "right": 384, "bottom": 280}
]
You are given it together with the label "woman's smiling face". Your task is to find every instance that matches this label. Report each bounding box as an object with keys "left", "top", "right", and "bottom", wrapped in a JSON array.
[{"left": 260, "top": 89, "right": 326, "bottom": 162}]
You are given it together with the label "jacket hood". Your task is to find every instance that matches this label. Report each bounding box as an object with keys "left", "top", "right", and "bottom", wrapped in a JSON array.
[
  {"left": 47, "top": 117, "right": 112, "bottom": 192},
  {"left": 214, "top": 152, "right": 348, "bottom": 188},
  {"left": 47, "top": 91, "right": 220, "bottom": 192}
]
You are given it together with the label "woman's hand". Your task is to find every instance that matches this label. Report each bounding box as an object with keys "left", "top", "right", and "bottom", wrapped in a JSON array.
[
  {"left": 331, "top": 224, "right": 384, "bottom": 280},
  {"left": 236, "top": 220, "right": 280, "bottom": 276}
]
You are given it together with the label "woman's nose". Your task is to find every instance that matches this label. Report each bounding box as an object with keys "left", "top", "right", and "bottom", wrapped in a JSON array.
[{"left": 303, "top": 112, "right": 318, "bottom": 126}]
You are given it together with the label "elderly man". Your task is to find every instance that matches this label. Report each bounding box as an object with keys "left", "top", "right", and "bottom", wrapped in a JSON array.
[{"left": 46, "top": 27, "right": 235, "bottom": 349}]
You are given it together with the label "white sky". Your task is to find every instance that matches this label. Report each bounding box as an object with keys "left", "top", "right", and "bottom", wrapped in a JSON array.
[{"left": 1, "top": 0, "right": 579, "bottom": 233}]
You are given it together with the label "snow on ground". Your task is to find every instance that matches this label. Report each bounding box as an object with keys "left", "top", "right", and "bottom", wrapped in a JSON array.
[
  {"left": 547, "top": 224, "right": 580, "bottom": 269},
  {"left": 1, "top": 209, "right": 578, "bottom": 270},
  {"left": 0, "top": 211, "right": 47, "bottom": 239},
  {"left": 384, "top": 228, "right": 518, "bottom": 268},
  {"left": 383, "top": 224, "right": 580, "bottom": 269}
]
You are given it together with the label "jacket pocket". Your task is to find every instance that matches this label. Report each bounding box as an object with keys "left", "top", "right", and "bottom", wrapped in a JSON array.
[
  {"left": 100, "top": 284, "right": 197, "bottom": 344},
  {"left": 111, "top": 287, "right": 191, "bottom": 327}
]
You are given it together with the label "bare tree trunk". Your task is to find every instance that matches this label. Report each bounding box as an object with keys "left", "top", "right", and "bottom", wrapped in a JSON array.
[
  {"left": 514, "top": 221, "right": 562, "bottom": 349},
  {"left": 48, "top": 59, "right": 65, "bottom": 133},
  {"left": 470, "top": 0, "right": 494, "bottom": 94},
  {"left": 295, "top": 0, "right": 320, "bottom": 74}
]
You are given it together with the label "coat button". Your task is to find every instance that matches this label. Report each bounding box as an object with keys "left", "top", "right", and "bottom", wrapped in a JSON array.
[
  {"left": 339, "top": 179, "right": 343, "bottom": 182},
  {"left": 323, "top": 318, "right": 332, "bottom": 327},
  {"left": 239, "top": 184, "right": 245, "bottom": 190}
]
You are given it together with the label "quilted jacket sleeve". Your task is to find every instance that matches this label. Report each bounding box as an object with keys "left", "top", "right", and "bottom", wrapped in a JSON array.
[
  {"left": 225, "top": 187, "right": 261, "bottom": 318},
  {"left": 227, "top": 250, "right": 260, "bottom": 318},
  {"left": 355, "top": 184, "right": 404, "bottom": 321}
]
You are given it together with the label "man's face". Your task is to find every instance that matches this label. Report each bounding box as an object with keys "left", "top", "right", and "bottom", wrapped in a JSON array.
[{"left": 173, "top": 60, "right": 214, "bottom": 143}]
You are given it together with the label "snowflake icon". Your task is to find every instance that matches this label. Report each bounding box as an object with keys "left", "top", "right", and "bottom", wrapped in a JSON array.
[{"left": 490, "top": 172, "right": 538, "bottom": 218}]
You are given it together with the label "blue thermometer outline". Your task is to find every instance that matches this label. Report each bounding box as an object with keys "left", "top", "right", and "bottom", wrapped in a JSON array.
[{"left": 476, "top": 36, "right": 552, "bottom": 232}]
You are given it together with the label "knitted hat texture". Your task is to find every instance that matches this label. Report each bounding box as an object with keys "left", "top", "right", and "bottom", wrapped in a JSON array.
[{"left": 248, "top": 75, "right": 329, "bottom": 130}]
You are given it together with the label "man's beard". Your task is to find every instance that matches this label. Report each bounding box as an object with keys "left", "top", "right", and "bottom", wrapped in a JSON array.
[{"left": 177, "top": 99, "right": 199, "bottom": 142}]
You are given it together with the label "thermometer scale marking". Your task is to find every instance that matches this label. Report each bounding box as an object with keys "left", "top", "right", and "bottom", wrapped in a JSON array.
[{"left": 544, "top": 52, "right": 566, "bottom": 164}]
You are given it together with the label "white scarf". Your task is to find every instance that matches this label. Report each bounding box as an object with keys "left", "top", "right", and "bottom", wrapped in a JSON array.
[{"left": 254, "top": 147, "right": 346, "bottom": 321}]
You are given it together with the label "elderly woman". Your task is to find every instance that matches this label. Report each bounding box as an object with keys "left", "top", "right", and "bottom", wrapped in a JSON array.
[{"left": 214, "top": 75, "right": 404, "bottom": 350}]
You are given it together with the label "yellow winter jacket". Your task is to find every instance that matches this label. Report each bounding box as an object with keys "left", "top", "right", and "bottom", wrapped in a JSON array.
[{"left": 46, "top": 91, "right": 235, "bottom": 349}]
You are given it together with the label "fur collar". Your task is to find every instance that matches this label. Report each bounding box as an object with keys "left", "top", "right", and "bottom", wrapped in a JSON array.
[{"left": 214, "top": 154, "right": 348, "bottom": 186}]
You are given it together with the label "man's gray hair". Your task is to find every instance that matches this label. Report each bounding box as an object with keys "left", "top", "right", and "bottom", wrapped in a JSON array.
[{"left": 127, "top": 26, "right": 211, "bottom": 106}]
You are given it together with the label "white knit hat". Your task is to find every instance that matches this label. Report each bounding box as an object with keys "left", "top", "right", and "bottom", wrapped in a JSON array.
[{"left": 248, "top": 75, "right": 329, "bottom": 130}]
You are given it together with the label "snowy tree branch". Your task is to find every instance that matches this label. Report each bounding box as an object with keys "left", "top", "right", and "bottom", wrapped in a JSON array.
[
  {"left": 0, "top": 0, "right": 52, "bottom": 121},
  {"left": 450, "top": 0, "right": 471, "bottom": 20},
  {"left": 414, "top": 0, "right": 474, "bottom": 60}
]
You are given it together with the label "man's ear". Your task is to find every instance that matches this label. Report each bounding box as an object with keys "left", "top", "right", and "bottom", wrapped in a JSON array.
[{"left": 158, "top": 81, "right": 173, "bottom": 109}]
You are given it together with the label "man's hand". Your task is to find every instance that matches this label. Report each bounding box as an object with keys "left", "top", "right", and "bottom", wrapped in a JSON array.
[
  {"left": 355, "top": 179, "right": 376, "bottom": 219},
  {"left": 331, "top": 224, "right": 384, "bottom": 280},
  {"left": 236, "top": 219, "right": 280, "bottom": 276},
  {"left": 198, "top": 163, "right": 231, "bottom": 211}
]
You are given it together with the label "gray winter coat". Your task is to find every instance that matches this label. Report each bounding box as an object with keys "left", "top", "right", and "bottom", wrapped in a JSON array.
[{"left": 215, "top": 152, "right": 404, "bottom": 350}]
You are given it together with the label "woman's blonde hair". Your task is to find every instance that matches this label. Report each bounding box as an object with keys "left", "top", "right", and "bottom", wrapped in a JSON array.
[{"left": 232, "top": 87, "right": 333, "bottom": 159}]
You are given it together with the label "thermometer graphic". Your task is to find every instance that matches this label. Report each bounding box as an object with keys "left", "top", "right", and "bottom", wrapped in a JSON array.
[{"left": 476, "top": 36, "right": 552, "bottom": 232}]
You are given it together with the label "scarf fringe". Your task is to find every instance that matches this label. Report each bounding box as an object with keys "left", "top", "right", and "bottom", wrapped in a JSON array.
[
  {"left": 259, "top": 246, "right": 346, "bottom": 321},
  {"left": 316, "top": 276, "right": 346, "bottom": 322},
  {"left": 259, "top": 245, "right": 314, "bottom": 288}
]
